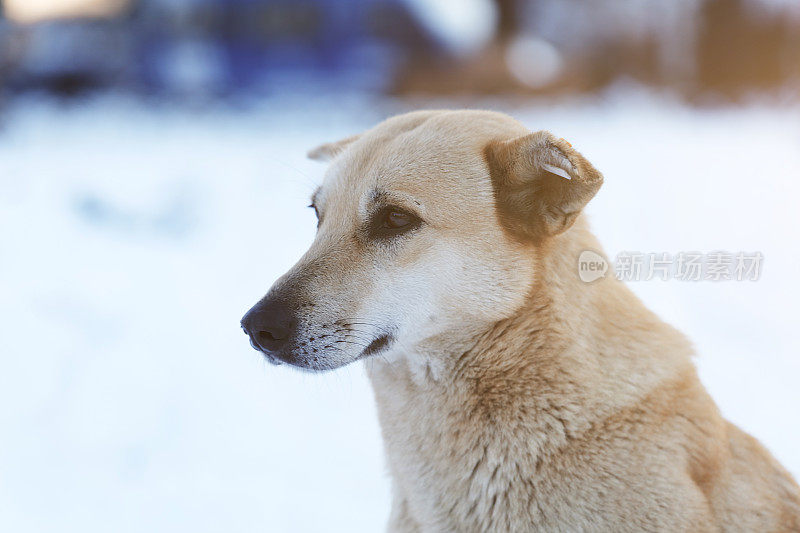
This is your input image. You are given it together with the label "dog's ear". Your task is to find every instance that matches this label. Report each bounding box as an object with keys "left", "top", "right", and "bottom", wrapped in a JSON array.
[
  {"left": 484, "top": 131, "right": 603, "bottom": 242},
  {"left": 307, "top": 134, "right": 361, "bottom": 162}
]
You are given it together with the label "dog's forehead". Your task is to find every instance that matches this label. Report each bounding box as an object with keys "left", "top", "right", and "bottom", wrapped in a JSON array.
[{"left": 318, "top": 111, "right": 529, "bottom": 209}]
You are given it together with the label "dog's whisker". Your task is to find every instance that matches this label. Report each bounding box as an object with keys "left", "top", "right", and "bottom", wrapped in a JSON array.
[
  {"left": 334, "top": 320, "right": 395, "bottom": 335},
  {"left": 340, "top": 333, "right": 375, "bottom": 344},
  {"left": 338, "top": 323, "right": 391, "bottom": 333},
  {"left": 324, "top": 345, "right": 356, "bottom": 359},
  {"left": 335, "top": 318, "right": 391, "bottom": 326},
  {"left": 331, "top": 339, "right": 370, "bottom": 348},
  {"left": 336, "top": 316, "right": 390, "bottom": 325},
  {"left": 332, "top": 325, "right": 394, "bottom": 339},
  {"left": 334, "top": 328, "right": 382, "bottom": 339},
  {"left": 335, "top": 326, "right": 383, "bottom": 334}
]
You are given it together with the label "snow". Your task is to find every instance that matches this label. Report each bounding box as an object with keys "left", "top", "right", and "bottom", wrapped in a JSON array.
[{"left": 1, "top": 91, "right": 798, "bottom": 532}]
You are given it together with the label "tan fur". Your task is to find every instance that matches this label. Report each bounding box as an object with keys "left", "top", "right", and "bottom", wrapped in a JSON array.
[{"left": 281, "top": 110, "right": 800, "bottom": 531}]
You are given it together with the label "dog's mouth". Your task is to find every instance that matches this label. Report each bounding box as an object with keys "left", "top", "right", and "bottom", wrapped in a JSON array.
[{"left": 360, "top": 333, "right": 394, "bottom": 358}]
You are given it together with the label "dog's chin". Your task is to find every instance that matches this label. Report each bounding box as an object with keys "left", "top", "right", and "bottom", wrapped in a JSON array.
[
  {"left": 255, "top": 333, "right": 396, "bottom": 372},
  {"left": 270, "top": 353, "right": 350, "bottom": 373},
  {"left": 252, "top": 345, "right": 348, "bottom": 373}
]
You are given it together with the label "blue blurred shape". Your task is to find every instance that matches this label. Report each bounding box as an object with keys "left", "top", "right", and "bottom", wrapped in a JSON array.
[{"left": 0, "top": 0, "right": 438, "bottom": 96}]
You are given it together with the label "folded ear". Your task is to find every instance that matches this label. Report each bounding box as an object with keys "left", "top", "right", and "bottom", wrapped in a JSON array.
[
  {"left": 484, "top": 131, "right": 603, "bottom": 242},
  {"left": 307, "top": 134, "right": 361, "bottom": 162}
]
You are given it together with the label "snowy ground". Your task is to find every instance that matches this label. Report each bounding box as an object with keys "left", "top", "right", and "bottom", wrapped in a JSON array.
[{"left": 1, "top": 91, "right": 798, "bottom": 532}]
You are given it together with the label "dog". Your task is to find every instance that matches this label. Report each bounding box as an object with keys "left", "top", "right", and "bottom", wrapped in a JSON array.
[{"left": 241, "top": 110, "right": 800, "bottom": 531}]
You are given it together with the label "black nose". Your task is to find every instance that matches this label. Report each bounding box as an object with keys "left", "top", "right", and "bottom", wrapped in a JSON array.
[{"left": 241, "top": 298, "right": 293, "bottom": 353}]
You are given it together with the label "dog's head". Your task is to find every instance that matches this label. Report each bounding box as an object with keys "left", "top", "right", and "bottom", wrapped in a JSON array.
[{"left": 241, "top": 110, "right": 602, "bottom": 371}]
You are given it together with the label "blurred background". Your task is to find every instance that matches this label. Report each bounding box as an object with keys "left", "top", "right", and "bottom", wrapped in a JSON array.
[
  {"left": 0, "top": 0, "right": 798, "bottom": 531},
  {"left": 1, "top": 0, "right": 799, "bottom": 99}
]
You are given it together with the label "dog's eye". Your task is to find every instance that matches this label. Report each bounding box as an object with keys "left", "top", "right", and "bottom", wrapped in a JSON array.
[
  {"left": 385, "top": 210, "right": 413, "bottom": 229},
  {"left": 370, "top": 206, "right": 421, "bottom": 238}
]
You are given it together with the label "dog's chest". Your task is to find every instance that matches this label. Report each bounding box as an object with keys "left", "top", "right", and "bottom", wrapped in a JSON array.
[
  {"left": 367, "top": 359, "right": 578, "bottom": 530},
  {"left": 365, "top": 358, "right": 708, "bottom": 532}
]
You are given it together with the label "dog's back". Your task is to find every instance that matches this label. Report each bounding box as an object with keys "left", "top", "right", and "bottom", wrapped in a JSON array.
[{"left": 712, "top": 422, "right": 800, "bottom": 530}]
